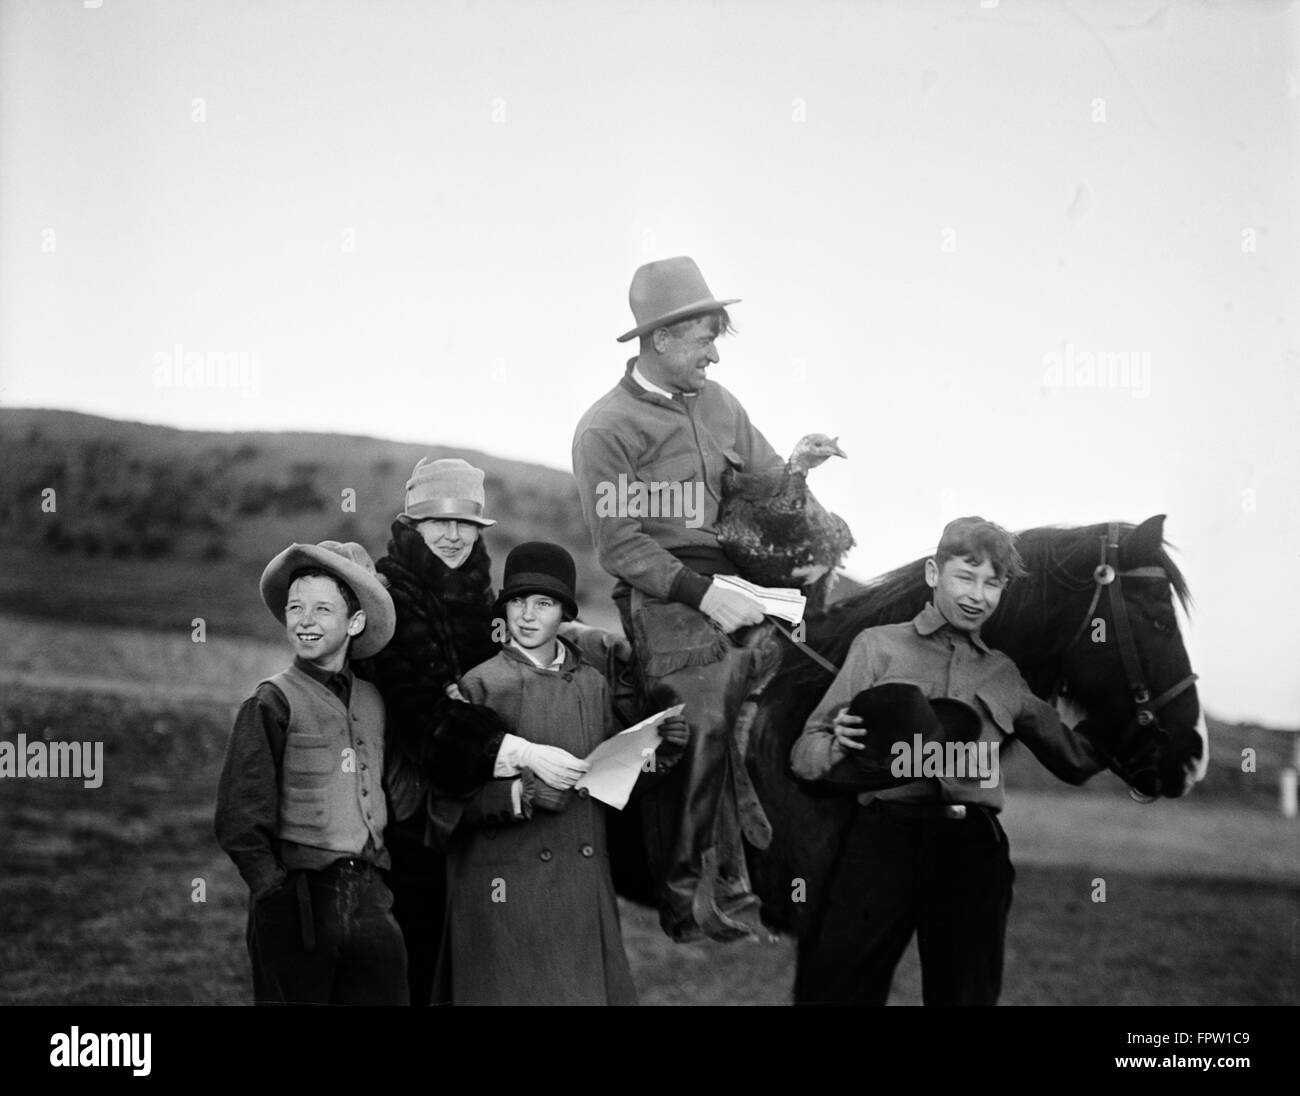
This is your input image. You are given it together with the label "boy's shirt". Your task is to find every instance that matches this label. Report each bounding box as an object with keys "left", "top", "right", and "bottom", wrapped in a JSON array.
[
  {"left": 790, "top": 603, "right": 1106, "bottom": 811},
  {"left": 215, "top": 656, "right": 389, "bottom": 897}
]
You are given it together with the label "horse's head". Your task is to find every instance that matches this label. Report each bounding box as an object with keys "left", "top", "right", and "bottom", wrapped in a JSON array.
[{"left": 1052, "top": 515, "right": 1205, "bottom": 799}]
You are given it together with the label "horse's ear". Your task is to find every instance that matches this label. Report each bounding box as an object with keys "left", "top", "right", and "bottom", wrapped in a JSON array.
[{"left": 1121, "top": 514, "right": 1166, "bottom": 565}]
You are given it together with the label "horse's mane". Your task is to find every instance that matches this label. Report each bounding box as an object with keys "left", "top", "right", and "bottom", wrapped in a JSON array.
[{"left": 804, "top": 522, "right": 1192, "bottom": 681}]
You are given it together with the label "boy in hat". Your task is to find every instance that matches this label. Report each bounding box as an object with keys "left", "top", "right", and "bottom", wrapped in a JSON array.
[
  {"left": 215, "top": 540, "right": 408, "bottom": 1005},
  {"left": 789, "top": 517, "right": 1107, "bottom": 1006},
  {"left": 432, "top": 541, "right": 688, "bottom": 1005}
]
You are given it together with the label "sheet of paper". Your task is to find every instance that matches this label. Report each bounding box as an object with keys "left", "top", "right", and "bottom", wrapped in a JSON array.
[
  {"left": 714, "top": 573, "right": 807, "bottom": 625},
  {"left": 574, "top": 703, "right": 685, "bottom": 810}
]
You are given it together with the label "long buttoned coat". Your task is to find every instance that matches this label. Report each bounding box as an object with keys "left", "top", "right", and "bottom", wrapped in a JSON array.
[{"left": 435, "top": 639, "right": 637, "bottom": 1006}]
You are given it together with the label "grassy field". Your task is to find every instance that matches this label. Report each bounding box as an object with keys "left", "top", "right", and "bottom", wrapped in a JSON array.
[{"left": 0, "top": 615, "right": 1296, "bottom": 1006}]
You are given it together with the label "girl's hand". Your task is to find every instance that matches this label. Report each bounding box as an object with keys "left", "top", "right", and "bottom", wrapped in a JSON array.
[{"left": 445, "top": 683, "right": 466, "bottom": 702}]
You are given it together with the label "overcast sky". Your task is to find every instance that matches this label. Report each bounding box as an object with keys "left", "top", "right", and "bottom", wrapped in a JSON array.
[{"left": 1, "top": 0, "right": 1297, "bottom": 726}]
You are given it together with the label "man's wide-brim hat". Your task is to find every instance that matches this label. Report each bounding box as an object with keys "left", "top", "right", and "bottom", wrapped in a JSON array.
[
  {"left": 400, "top": 457, "right": 496, "bottom": 527},
  {"left": 496, "top": 541, "right": 578, "bottom": 620},
  {"left": 616, "top": 256, "right": 740, "bottom": 343},
  {"left": 820, "top": 682, "right": 983, "bottom": 792},
  {"left": 259, "top": 541, "right": 396, "bottom": 660}
]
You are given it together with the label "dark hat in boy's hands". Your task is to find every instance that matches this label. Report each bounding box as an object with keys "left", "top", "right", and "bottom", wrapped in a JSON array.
[
  {"left": 821, "top": 682, "right": 982, "bottom": 791},
  {"left": 497, "top": 541, "right": 578, "bottom": 620},
  {"left": 259, "top": 541, "right": 397, "bottom": 659}
]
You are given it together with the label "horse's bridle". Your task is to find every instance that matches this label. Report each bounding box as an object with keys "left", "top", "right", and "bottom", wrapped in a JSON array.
[{"left": 1057, "top": 522, "right": 1199, "bottom": 799}]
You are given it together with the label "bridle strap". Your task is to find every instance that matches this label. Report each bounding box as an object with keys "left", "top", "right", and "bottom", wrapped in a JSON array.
[{"left": 1060, "top": 523, "right": 1199, "bottom": 793}]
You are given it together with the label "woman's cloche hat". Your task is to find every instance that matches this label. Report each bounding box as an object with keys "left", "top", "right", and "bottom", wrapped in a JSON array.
[
  {"left": 259, "top": 540, "right": 397, "bottom": 659},
  {"left": 400, "top": 457, "right": 496, "bottom": 527},
  {"left": 616, "top": 256, "right": 740, "bottom": 343},
  {"left": 497, "top": 541, "right": 578, "bottom": 621}
]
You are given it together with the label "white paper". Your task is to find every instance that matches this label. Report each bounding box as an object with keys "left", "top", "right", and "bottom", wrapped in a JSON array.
[
  {"left": 714, "top": 573, "right": 807, "bottom": 625},
  {"left": 574, "top": 703, "right": 685, "bottom": 810}
]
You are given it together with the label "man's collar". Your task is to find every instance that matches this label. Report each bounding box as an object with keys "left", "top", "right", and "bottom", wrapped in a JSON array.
[
  {"left": 913, "top": 602, "right": 991, "bottom": 653},
  {"left": 630, "top": 360, "right": 677, "bottom": 401}
]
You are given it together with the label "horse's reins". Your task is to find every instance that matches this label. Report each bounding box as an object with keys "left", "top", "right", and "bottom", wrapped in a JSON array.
[{"left": 1055, "top": 522, "right": 1198, "bottom": 798}]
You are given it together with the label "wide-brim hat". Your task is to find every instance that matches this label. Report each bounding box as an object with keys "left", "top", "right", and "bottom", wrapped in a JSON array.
[
  {"left": 820, "top": 683, "right": 983, "bottom": 792},
  {"left": 259, "top": 541, "right": 396, "bottom": 659},
  {"left": 495, "top": 541, "right": 578, "bottom": 620},
  {"left": 616, "top": 256, "right": 740, "bottom": 343},
  {"left": 400, "top": 456, "right": 496, "bottom": 527}
]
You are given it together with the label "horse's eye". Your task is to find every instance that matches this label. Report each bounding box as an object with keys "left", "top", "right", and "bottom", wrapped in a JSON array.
[{"left": 1150, "top": 618, "right": 1169, "bottom": 634}]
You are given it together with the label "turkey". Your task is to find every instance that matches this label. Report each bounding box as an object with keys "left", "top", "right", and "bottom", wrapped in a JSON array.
[{"left": 717, "top": 433, "right": 855, "bottom": 613}]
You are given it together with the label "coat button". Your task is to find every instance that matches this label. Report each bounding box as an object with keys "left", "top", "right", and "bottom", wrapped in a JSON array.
[
  {"left": 361, "top": 789, "right": 369, "bottom": 797},
  {"left": 580, "top": 844, "right": 594, "bottom": 858},
  {"left": 539, "top": 848, "right": 553, "bottom": 862}
]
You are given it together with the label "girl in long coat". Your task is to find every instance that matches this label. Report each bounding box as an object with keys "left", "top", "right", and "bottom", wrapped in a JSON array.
[{"left": 434, "top": 542, "right": 687, "bottom": 1006}]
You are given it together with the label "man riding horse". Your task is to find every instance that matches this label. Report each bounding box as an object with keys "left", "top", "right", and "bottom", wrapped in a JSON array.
[{"left": 572, "top": 256, "right": 784, "bottom": 943}]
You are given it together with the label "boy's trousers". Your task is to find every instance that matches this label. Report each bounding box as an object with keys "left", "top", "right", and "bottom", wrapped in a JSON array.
[
  {"left": 794, "top": 800, "right": 1015, "bottom": 1005},
  {"left": 247, "top": 859, "right": 408, "bottom": 1005}
]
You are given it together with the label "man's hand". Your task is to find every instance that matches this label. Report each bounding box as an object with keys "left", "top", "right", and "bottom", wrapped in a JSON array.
[
  {"left": 831, "top": 709, "right": 867, "bottom": 752},
  {"left": 699, "top": 580, "right": 766, "bottom": 632}
]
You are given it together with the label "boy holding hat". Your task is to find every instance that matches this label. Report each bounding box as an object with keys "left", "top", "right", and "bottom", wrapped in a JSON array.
[
  {"left": 789, "top": 517, "right": 1107, "bottom": 1005},
  {"left": 432, "top": 541, "right": 688, "bottom": 1005},
  {"left": 215, "top": 540, "right": 408, "bottom": 1005},
  {"left": 572, "top": 256, "right": 787, "bottom": 943}
]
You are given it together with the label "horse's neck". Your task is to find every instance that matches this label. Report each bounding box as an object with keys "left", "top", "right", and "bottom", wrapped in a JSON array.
[{"left": 986, "top": 586, "right": 1069, "bottom": 702}]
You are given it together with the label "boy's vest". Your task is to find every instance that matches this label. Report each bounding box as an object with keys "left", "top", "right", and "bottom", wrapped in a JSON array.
[{"left": 263, "top": 664, "right": 387, "bottom": 855}]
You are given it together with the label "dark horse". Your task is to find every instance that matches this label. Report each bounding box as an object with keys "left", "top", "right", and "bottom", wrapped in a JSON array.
[{"left": 609, "top": 515, "right": 1205, "bottom": 950}]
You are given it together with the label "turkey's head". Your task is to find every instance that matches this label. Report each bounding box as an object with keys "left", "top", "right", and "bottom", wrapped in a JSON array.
[{"left": 789, "top": 433, "right": 847, "bottom": 472}]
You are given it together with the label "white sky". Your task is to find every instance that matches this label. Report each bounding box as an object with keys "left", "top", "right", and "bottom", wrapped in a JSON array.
[{"left": 1, "top": 0, "right": 1297, "bottom": 726}]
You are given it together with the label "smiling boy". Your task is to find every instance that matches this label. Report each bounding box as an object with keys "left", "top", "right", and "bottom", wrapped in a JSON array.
[
  {"left": 789, "top": 516, "right": 1107, "bottom": 1006},
  {"left": 214, "top": 540, "right": 407, "bottom": 1005}
]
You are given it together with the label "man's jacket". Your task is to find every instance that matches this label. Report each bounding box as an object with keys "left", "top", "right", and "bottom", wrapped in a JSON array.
[{"left": 572, "top": 361, "right": 781, "bottom": 607}]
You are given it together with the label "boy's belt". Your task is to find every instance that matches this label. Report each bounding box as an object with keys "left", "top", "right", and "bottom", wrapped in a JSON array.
[
  {"left": 293, "top": 858, "right": 378, "bottom": 951},
  {"left": 867, "top": 800, "right": 994, "bottom": 821}
]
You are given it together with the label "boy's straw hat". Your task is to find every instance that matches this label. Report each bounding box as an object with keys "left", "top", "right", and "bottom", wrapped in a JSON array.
[
  {"left": 400, "top": 457, "right": 496, "bottom": 526},
  {"left": 616, "top": 256, "right": 740, "bottom": 343},
  {"left": 259, "top": 541, "right": 396, "bottom": 659}
]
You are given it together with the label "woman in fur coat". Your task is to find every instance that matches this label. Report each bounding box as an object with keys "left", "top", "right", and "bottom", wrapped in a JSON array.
[{"left": 358, "top": 458, "right": 593, "bottom": 1005}]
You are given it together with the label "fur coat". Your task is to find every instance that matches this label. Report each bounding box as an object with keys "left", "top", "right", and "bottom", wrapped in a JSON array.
[{"left": 355, "top": 518, "right": 509, "bottom": 818}]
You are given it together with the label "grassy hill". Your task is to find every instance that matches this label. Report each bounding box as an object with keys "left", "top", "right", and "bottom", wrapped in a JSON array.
[
  {"left": 0, "top": 408, "right": 628, "bottom": 638},
  {"left": 0, "top": 407, "right": 867, "bottom": 641}
]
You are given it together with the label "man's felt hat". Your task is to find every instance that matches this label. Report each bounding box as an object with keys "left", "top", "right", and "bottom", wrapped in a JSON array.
[
  {"left": 496, "top": 541, "right": 578, "bottom": 620},
  {"left": 259, "top": 541, "right": 396, "bottom": 659},
  {"left": 820, "top": 682, "right": 983, "bottom": 792},
  {"left": 616, "top": 256, "right": 740, "bottom": 343},
  {"left": 400, "top": 457, "right": 496, "bottom": 527}
]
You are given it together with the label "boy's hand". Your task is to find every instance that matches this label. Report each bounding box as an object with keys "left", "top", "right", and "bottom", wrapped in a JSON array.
[
  {"left": 252, "top": 875, "right": 290, "bottom": 904},
  {"left": 518, "top": 742, "right": 590, "bottom": 789},
  {"left": 444, "top": 683, "right": 466, "bottom": 702},
  {"left": 831, "top": 709, "right": 867, "bottom": 752}
]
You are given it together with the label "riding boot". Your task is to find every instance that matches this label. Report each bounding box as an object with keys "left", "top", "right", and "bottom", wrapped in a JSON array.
[{"left": 641, "top": 622, "right": 780, "bottom": 942}]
